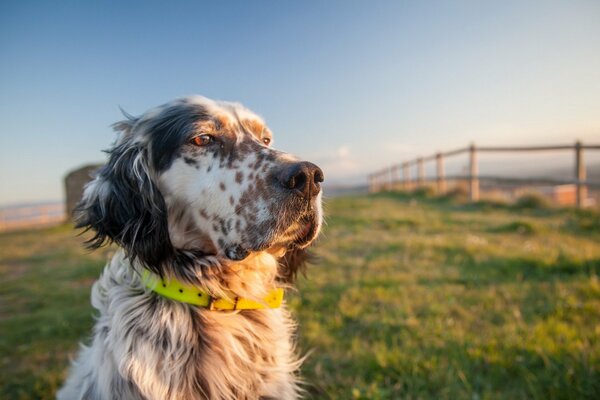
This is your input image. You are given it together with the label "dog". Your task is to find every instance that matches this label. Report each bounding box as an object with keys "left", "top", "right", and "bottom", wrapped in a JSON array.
[{"left": 57, "top": 96, "right": 323, "bottom": 400}]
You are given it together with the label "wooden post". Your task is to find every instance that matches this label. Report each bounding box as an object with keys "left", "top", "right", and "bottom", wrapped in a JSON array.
[
  {"left": 436, "top": 152, "right": 446, "bottom": 194},
  {"left": 469, "top": 143, "right": 479, "bottom": 202},
  {"left": 391, "top": 165, "right": 400, "bottom": 191},
  {"left": 399, "top": 165, "right": 404, "bottom": 190},
  {"left": 417, "top": 157, "right": 425, "bottom": 187},
  {"left": 403, "top": 162, "right": 410, "bottom": 191},
  {"left": 575, "top": 141, "right": 586, "bottom": 208}
]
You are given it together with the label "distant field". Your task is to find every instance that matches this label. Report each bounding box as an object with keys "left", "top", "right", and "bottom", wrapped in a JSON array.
[
  {"left": 1, "top": 193, "right": 599, "bottom": 399},
  {"left": 0, "top": 202, "right": 65, "bottom": 232}
]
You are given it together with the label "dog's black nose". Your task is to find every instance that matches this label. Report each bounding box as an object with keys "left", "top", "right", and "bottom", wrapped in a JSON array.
[{"left": 278, "top": 162, "right": 324, "bottom": 199}]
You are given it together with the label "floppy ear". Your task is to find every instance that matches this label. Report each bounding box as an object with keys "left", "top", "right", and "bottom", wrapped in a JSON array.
[
  {"left": 75, "top": 131, "right": 174, "bottom": 275},
  {"left": 277, "top": 248, "right": 314, "bottom": 284}
]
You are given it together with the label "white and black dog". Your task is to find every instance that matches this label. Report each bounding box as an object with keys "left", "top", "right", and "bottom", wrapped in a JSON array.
[{"left": 58, "top": 96, "right": 323, "bottom": 400}]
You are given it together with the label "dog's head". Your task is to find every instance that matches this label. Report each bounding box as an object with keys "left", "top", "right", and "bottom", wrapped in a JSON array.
[{"left": 76, "top": 96, "right": 323, "bottom": 280}]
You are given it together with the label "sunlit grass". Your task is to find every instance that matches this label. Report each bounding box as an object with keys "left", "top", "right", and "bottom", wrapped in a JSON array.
[
  {"left": 291, "top": 192, "right": 600, "bottom": 399},
  {"left": 0, "top": 224, "right": 110, "bottom": 400},
  {"left": 1, "top": 193, "right": 599, "bottom": 399}
]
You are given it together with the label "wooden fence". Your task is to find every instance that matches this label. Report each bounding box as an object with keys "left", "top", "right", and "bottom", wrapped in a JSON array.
[
  {"left": 0, "top": 203, "right": 66, "bottom": 232},
  {"left": 368, "top": 141, "right": 600, "bottom": 208}
]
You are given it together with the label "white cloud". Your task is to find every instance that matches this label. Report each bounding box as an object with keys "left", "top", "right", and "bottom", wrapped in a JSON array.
[
  {"left": 338, "top": 145, "right": 350, "bottom": 158},
  {"left": 302, "top": 144, "right": 360, "bottom": 181}
]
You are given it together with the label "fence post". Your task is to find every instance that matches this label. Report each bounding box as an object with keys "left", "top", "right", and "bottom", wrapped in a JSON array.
[
  {"left": 575, "top": 141, "right": 586, "bottom": 208},
  {"left": 391, "top": 165, "right": 400, "bottom": 190},
  {"left": 417, "top": 157, "right": 425, "bottom": 188},
  {"left": 399, "top": 165, "right": 404, "bottom": 189},
  {"left": 469, "top": 143, "right": 479, "bottom": 202},
  {"left": 403, "top": 162, "right": 410, "bottom": 191},
  {"left": 436, "top": 152, "right": 446, "bottom": 194}
]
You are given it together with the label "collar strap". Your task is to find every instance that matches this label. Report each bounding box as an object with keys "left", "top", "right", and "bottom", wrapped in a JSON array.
[{"left": 141, "top": 270, "right": 284, "bottom": 311}]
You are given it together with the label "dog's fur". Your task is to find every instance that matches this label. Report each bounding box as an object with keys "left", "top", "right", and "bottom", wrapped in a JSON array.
[{"left": 58, "top": 96, "right": 323, "bottom": 400}]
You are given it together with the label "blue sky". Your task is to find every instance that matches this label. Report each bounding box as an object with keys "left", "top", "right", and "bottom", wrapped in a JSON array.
[{"left": 1, "top": 1, "right": 599, "bottom": 205}]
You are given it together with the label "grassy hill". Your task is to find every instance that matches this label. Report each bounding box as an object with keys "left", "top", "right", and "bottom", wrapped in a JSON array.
[{"left": 1, "top": 193, "right": 599, "bottom": 399}]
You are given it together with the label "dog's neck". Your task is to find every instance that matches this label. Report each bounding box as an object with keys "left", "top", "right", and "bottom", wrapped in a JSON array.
[
  {"left": 80, "top": 249, "right": 301, "bottom": 400},
  {"left": 143, "top": 269, "right": 285, "bottom": 310},
  {"left": 141, "top": 248, "right": 285, "bottom": 304}
]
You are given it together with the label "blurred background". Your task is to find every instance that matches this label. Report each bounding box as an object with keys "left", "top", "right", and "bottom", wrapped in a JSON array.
[{"left": 1, "top": 1, "right": 599, "bottom": 399}]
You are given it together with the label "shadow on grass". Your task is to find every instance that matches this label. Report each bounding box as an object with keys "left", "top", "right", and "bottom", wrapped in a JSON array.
[
  {"left": 487, "top": 221, "right": 537, "bottom": 235},
  {"left": 310, "top": 335, "right": 600, "bottom": 400},
  {"left": 563, "top": 209, "right": 600, "bottom": 235},
  {"left": 422, "top": 247, "right": 600, "bottom": 286}
]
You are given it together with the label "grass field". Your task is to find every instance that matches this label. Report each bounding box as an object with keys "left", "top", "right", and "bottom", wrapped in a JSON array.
[{"left": 1, "top": 192, "right": 599, "bottom": 399}]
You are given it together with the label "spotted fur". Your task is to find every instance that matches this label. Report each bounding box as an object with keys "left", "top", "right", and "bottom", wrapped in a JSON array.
[{"left": 58, "top": 96, "right": 323, "bottom": 400}]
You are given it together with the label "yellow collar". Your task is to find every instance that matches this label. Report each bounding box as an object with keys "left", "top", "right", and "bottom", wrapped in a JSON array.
[{"left": 141, "top": 270, "right": 284, "bottom": 311}]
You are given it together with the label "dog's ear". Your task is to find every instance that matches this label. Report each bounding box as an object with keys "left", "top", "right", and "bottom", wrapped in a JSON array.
[
  {"left": 277, "top": 248, "right": 314, "bottom": 284},
  {"left": 75, "top": 134, "right": 173, "bottom": 275},
  {"left": 111, "top": 109, "right": 137, "bottom": 138}
]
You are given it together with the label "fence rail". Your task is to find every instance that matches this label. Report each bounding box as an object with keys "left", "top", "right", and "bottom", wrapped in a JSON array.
[{"left": 368, "top": 141, "right": 600, "bottom": 208}]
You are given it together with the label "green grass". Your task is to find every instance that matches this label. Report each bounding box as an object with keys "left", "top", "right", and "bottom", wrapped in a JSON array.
[
  {"left": 0, "top": 225, "right": 111, "bottom": 399},
  {"left": 1, "top": 193, "right": 599, "bottom": 399}
]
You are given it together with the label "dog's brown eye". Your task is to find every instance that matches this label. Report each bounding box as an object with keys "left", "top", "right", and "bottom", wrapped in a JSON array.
[
  {"left": 262, "top": 137, "right": 271, "bottom": 146},
  {"left": 191, "top": 134, "right": 213, "bottom": 146}
]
